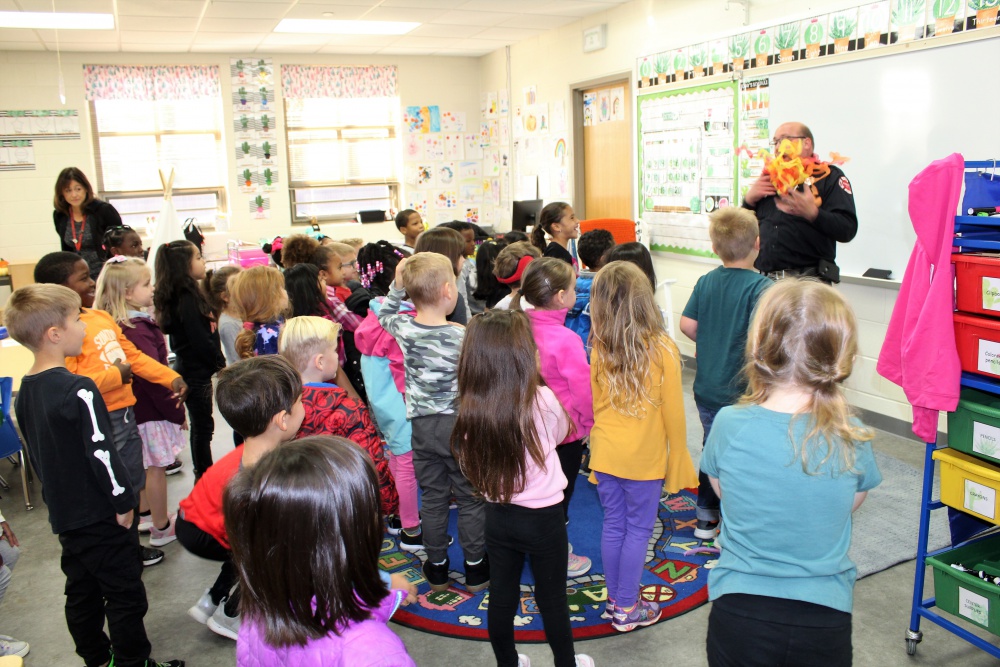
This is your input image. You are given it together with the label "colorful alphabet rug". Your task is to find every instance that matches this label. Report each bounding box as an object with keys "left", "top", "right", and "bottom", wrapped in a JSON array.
[{"left": 384, "top": 478, "right": 715, "bottom": 642}]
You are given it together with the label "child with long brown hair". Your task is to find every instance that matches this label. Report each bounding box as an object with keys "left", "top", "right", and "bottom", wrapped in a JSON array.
[
  {"left": 588, "top": 261, "right": 697, "bottom": 633},
  {"left": 230, "top": 266, "right": 288, "bottom": 359},
  {"left": 452, "top": 310, "right": 594, "bottom": 667},
  {"left": 414, "top": 226, "right": 469, "bottom": 324},
  {"left": 520, "top": 258, "right": 594, "bottom": 578},
  {"left": 204, "top": 265, "right": 243, "bottom": 366},
  {"left": 701, "top": 279, "right": 881, "bottom": 667},
  {"left": 530, "top": 202, "right": 579, "bottom": 272}
]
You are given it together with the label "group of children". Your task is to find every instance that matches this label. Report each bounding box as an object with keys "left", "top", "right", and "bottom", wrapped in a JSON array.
[{"left": 1, "top": 197, "right": 881, "bottom": 667}]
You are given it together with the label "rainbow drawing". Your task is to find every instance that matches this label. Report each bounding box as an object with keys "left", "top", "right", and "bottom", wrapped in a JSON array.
[{"left": 554, "top": 138, "right": 567, "bottom": 159}]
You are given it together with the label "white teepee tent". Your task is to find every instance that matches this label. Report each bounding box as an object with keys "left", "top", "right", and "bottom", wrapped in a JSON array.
[{"left": 146, "top": 168, "right": 186, "bottom": 284}]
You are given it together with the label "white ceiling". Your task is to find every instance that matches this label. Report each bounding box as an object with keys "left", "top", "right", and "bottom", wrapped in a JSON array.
[{"left": 0, "top": 0, "right": 631, "bottom": 56}]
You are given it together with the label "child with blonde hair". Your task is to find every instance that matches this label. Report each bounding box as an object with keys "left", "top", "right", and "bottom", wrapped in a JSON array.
[
  {"left": 589, "top": 261, "right": 697, "bottom": 632},
  {"left": 277, "top": 316, "right": 398, "bottom": 516},
  {"left": 702, "top": 279, "right": 881, "bottom": 667},
  {"left": 493, "top": 241, "right": 542, "bottom": 310},
  {"left": 95, "top": 257, "right": 185, "bottom": 548},
  {"left": 230, "top": 266, "right": 288, "bottom": 359}
]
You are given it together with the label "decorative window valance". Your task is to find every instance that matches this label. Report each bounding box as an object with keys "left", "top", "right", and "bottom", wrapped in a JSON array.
[
  {"left": 83, "top": 65, "right": 221, "bottom": 101},
  {"left": 281, "top": 65, "right": 397, "bottom": 99}
]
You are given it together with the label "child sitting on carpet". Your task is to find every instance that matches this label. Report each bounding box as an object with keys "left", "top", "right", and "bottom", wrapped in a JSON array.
[
  {"left": 452, "top": 310, "right": 594, "bottom": 667},
  {"left": 701, "top": 279, "right": 882, "bottom": 667},
  {"left": 588, "top": 262, "right": 697, "bottom": 633},
  {"left": 226, "top": 436, "right": 416, "bottom": 667}
]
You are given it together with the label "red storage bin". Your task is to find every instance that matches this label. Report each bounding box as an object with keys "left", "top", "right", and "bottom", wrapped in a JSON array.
[
  {"left": 955, "top": 313, "right": 1000, "bottom": 379},
  {"left": 954, "top": 253, "right": 1000, "bottom": 318}
]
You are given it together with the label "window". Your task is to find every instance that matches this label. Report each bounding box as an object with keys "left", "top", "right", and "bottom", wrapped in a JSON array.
[
  {"left": 91, "top": 98, "right": 227, "bottom": 229},
  {"left": 84, "top": 65, "right": 226, "bottom": 231},
  {"left": 284, "top": 96, "right": 400, "bottom": 223}
]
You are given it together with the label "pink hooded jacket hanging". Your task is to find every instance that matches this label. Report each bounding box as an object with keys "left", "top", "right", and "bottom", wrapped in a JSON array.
[{"left": 877, "top": 153, "right": 963, "bottom": 442}]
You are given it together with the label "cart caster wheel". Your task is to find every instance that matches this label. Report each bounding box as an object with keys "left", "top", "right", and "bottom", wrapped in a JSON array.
[{"left": 906, "top": 638, "right": 918, "bottom": 655}]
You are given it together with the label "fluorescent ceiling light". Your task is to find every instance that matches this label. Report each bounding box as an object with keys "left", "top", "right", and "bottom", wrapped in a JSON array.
[
  {"left": 275, "top": 19, "right": 419, "bottom": 35},
  {"left": 0, "top": 11, "right": 115, "bottom": 30}
]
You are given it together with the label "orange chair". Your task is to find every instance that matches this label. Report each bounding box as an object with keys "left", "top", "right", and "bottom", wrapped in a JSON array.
[{"left": 579, "top": 218, "right": 637, "bottom": 245}]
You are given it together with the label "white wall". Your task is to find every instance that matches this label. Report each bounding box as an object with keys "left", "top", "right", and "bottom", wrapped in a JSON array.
[
  {"left": 0, "top": 50, "right": 481, "bottom": 263},
  {"left": 479, "top": 0, "right": 928, "bottom": 433}
]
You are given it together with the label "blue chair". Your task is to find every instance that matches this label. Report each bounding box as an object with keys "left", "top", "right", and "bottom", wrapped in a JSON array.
[{"left": 0, "top": 377, "right": 32, "bottom": 510}]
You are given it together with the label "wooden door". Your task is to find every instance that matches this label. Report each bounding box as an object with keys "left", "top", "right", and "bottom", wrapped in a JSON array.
[{"left": 582, "top": 80, "right": 631, "bottom": 220}]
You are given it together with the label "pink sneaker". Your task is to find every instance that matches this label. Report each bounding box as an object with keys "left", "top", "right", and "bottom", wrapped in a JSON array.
[
  {"left": 149, "top": 513, "right": 177, "bottom": 547},
  {"left": 567, "top": 552, "right": 592, "bottom": 577},
  {"left": 612, "top": 598, "right": 661, "bottom": 632}
]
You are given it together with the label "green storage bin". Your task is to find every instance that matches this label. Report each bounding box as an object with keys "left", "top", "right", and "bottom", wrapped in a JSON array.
[
  {"left": 949, "top": 388, "right": 1000, "bottom": 465},
  {"left": 927, "top": 534, "right": 1000, "bottom": 635}
]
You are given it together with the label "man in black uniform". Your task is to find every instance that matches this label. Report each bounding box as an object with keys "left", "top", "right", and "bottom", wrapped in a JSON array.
[{"left": 742, "top": 122, "right": 857, "bottom": 284}]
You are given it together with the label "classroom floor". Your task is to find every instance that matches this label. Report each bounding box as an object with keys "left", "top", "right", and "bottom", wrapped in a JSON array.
[{"left": 3, "top": 369, "right": 1000, "bottom": 666}]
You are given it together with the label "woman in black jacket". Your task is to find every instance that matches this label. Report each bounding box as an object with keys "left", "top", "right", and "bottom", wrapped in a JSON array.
[{"left": 53, "top": 167, "right": 124, "bottom": 278}]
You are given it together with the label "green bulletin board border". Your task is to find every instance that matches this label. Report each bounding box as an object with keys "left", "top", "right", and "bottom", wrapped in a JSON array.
[{"left": 636, "top": 79, "right": 738, "bottom": 259}]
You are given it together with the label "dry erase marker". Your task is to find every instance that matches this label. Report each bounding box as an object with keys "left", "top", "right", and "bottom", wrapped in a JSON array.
[{"left": 969, "top": 206, "right": 1000, "bottom": 216}]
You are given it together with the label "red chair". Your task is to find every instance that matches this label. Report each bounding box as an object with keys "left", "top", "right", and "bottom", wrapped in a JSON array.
[{"left": 579, "top": 218, "right": 637, "bottom": 245}]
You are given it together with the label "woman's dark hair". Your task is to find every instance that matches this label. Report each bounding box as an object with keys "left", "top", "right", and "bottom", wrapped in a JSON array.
[
  {"left": 356, "top": 241, "right": 408, "bottom": 296},
  {"left": 225, "top": 435, "right": 387, "bottom": 647},
  {"left": 153, "top": 240, "right": 212, "bottom": 329},
  {"left": 102, "top": 225, "right": 139, "bottom": 254},
  {"left": 284, "top": 263, "right": 329, "bottom": 319},
  {"left": 53, "top": 167, "right": 95, "bottom": 216},
  {"left": 414, "top": 227, "right": 465, "bottom": 276},
  {"left": 203, "top": 265, "right": 242, "bottom": 321},
  {"left": 472, "top": 238, "right": 510, "bottom": 308},
  {"left": 530, "top": 202, "right": 571, "bottom": 253},
  {"left": 452, "top": 310, "right": 560, "bottom": 504},
  {"left": 502, "top": 230, "right": 529, "bottom": 244},
  {"left": 604, "top": 242, "right": 657, "bottom": 291},
  {"left": 520, "top": 257, "right": 576, "bottom": 310}
]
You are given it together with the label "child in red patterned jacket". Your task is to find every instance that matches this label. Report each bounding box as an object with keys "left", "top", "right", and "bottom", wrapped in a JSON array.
[{"left": 277, "top": 316, "right": 399, "bottom": 518}]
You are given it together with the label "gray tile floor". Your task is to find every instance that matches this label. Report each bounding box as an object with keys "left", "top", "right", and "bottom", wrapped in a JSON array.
[{"left": 2, "top": 369, "right": 1000, "bottom": 665}]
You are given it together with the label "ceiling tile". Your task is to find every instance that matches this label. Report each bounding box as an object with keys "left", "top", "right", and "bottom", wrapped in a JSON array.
[
  {"left": 13, "top": 0, "right": 114, "bottom": 11},
  {"left": 204, "top": 2, "right": 290, "bottom": 19},
  {"left": 408, "top": 23, "right": 482, "bottom": 38},
  {"left": 0, "top": 0, "right": 20, "bottom": 9},
  {"left": 283, "top": 4, "right": 369, "bottom": 20},
  {"left": 35, "top": 28, "right": 119, "bottom": 43},
  {"left": 190, "top": 32, "right": 265, "bottom": 47},
  {"left": 375, "top": 46, "right": 441, "bottom": 55},
  {"left": 358, "top": 6, "right": 448, "bottom": 22},
  {"left": 432, "top": 46, "right": 495, "bottom": 56},
  {"left": 0, "top": 27, "right": 41, "bottom": 41},
  {"left": 117, "top": 0, "right": 204, "bottom": 17},
  {"left": 386, "top": 35, "right": 452, "bottom": 49},
  {"left": 0, "top": 41, "right": 45, "bottom": 50},
  {"left": 252, "top": 42, "right": 321, "bottom": 53},
  {"left": 120, "top": 43, "right": 191, "bottom": 52},
  {"left": 457, "top": 0, "right": 540, "bottom": 12},
  {"left": 314, "top": 45, "right": 381, "bottom": 55},
  {"left": 118, "top": 16, "right": 200, "bottom": 32},
  {"left": 117, "top": 30, "right": 194, "bottom": 44},
  {"left": 323, "top": 34, "right": 398, "bottom": 47},
  {"left": 474, "top": 26, "right": 544, "bottom": 41},
  {"left": 198, "top": 17, "right": 279, "bottom": 33},
  {"left": 498, "top": 14, "right": 578, "bottom": 30},
  {"left": 295, "top": 0, "right": 378, "bottom": 5},
  {"left": 57, "top": 42, "right": 121, "bottom": 52},
  {"left": 258, "top": 32, "right": 331, "bottom": 46},
  {"left": 380, "top": 0, "right": 466, "bottom": 7},
  {"left": 432, "top": 10, "right": 519, "bottom": 27},
  {"left": 444, "top": 37, "right": 512, "bottom": 51},
  {"left": 527, "top": 0, "right": 618, "bottom": 16}
]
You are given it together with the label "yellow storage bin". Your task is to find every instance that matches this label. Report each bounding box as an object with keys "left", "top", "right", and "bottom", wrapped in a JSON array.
[{"left": 933, "top": 448, "right": 1000, "bottom": 525}]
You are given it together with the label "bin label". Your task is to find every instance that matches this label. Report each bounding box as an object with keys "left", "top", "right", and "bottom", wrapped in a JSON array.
[
  {"left": 964, "top": 479, "right": 996, "bottom": 519},
  {"left": 984, "top": 277, "right": 1000, "bottom": 312},
  {"left": 959, "top": 586, "right": 990, "bottom": 627},
  {"left": 973, "top": 421, "right": 1000, "bottom": 460},
  {"left": 978, "top": 339, "right": 1000, "bottom": 376}
]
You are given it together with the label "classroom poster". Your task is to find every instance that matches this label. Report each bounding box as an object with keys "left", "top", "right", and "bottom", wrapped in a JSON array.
[
  {"left": 729, "top": 33, "right": 752, "bottom": 71},
  {"left": 0, "top": 139, "right": 35, "bottom": 171},
  {"left": 230, "top": 57, "right": 277, "bottom": 212},
  {"left": 800, "top": 16, "right": 827, "bottom": 59},
  {"left": 610, "top": 88, "right": 626, "bottom": 121},
  {"left": 709, "top": 39, "right": 729, "bottom": 74},
  {"left": 0, "top": 110, "right": 80, "bottom": 140},
  {"left": 891, "top": 0, "right": 926, "bottom": 41},
  {"left": 927, "top": 0, "right": 964, "bottom": 36},
  {"left": 583, "top": 93, "right": 596, "bottom": 126},
  {"left": 597, "top": 90, "right": 611, "bottom": 124},
  {"left": 738, "top": 78, "right": 770, "bottom": 203},
  {"left": 970, "top": 0, "right": 999, "bottom": 29},
  {"left": 829, "top": 8, "right": 860, "bottom": 54},
  {"left": 774, "top": 21, "right": 800, "bottom": 63},
  {"left": 751, "top": 29, "right": 773, "bottom": 68},
  {"left": 859, "top": 1, "right": 890, "bottom": 48},
  {"left": 249, "top": 195, "right": 271, "bottom": 219}
]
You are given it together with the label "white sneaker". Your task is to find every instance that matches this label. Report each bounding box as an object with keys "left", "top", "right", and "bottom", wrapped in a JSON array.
[
  {"left": 188, "top": 588, "right": 218, "bottom": 625},
  {"left": 0, "top": 634, "right": 29, "bottom": 657},
  {"left": 149, "top": 513, "right": 177, "bottom": 547},
  {"left": 207, "top": 601, "right": 241, "bottom": 640},
  {"left": 138, "top": 513, "right": 153, "bottom": 533},
  {"left": 576, "top": 655, "right": 595, "bottom": 667},
  {"left": 517, "top": 655, "right": 531, "bottom": 667}
]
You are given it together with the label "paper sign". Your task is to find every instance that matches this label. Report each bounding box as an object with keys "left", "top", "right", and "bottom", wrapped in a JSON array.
[
  {"left": 959, "top": 586, "right": 990, "bottom": 627},
  {"left": 964, "top": 478, "right": 996, "bottom": 519},
  {"left": 983, "top": 277, "right": 1000, "bottom": 311},
  {"left": 979, "top": 339, "right": 1000, "bottom": 376},
  {"left": 973, "top": 421, "right": 1000, "bottom": 461}
]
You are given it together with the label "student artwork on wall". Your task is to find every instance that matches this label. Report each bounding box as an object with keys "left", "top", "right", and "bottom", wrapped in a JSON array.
[
  {"left": 610, "top": 88, "right": 625, "bottom": 121},
  {"left": 437, "top": 162, "right": 456, "bottom": 186},
  {"left": 424, "top": 134, "right": 444, "bottom": 161},
  {"left": 481, "top": 92, "right": 498, "bottom": 118},
  {"left": 405, "top": 105, "right": 441, "bottom": 133},
  {"left": 464, "top": 133, "right": 482, "bottom": 160},
  {"left": 498, "top": 89, "right": 509, "bottom": 116},
  {"left": 0, "top": 109, "right": 80, "bottom": 140},
  {"left": 415, "top": 164, "right": 434, "bottom": 187},
  {"left": 407, "top": 197, "right": 428, "bottom": 220},
  {"left": 465, "top": 207, "right": 479, "bottom": 223},
  {"left": 583, "top": 93, "right": 596, "bottom": 126},
  {"left": 434, "top": 191, "right": 457, "bottom": 209},
  {"left": 405, "top": 134, "right": 424, "bottom": 161},
  {"left": 0, "top": 139, "right": 35, "bottom": 171},
  {"left": 440, "top": 110, "right": 466, "bottom": 132},
  {"left": 249, "top": 194, "right": 270, "bottom": 219}
]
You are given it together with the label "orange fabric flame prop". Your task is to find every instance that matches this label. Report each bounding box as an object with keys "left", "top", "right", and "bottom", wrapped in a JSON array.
[{"left": 755, "top": 139, "right": 849, "bottom": 207}]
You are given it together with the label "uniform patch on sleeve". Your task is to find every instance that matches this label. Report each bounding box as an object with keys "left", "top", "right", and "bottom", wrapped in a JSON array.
[{"left": 838, "top": 176, "right": 852, "bottom": 194}]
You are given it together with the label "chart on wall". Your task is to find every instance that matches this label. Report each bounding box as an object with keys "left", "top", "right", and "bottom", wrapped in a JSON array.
[
  {"left": 230, "top": 57, "right": 276, "bottom": 219},
  {"left": 637, "top": 81, "right": 738, "bottom": 257}
]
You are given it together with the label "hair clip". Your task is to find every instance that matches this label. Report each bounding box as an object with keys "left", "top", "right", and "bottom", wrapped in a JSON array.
[
  {"left": 106, "top": 255, "right": 130, "bottom": 264},
  {"left": 393, "top": 249, "right": 405, "bottom": 258}
]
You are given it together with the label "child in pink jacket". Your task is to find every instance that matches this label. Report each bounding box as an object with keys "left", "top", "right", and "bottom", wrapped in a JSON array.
[{"left": 521, "top": 257, "right": 595, "bottom": 579}]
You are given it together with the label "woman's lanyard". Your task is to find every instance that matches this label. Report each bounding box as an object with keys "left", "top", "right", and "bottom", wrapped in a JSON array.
[{"left": 71, "top": 213, "right": 86, "bottom": 251}]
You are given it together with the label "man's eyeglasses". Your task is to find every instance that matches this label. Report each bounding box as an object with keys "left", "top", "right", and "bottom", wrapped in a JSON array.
[{"left": 770, "top": 135, "right": 807, "bottom": 148}]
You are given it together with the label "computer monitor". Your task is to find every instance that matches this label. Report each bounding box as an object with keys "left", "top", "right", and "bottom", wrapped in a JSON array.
[{"left": 511, "top": 199, "right": 543, "bottom": 232}]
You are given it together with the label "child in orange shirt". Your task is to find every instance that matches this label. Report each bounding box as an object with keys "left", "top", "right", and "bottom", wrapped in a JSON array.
[{"left": 34, "top": 252, "right": 187, "bottom": 566}]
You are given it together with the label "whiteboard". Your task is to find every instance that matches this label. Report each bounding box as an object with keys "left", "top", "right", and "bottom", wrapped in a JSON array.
[{"left": 767, "top": 37, "right": 1000, "bottom": 279}]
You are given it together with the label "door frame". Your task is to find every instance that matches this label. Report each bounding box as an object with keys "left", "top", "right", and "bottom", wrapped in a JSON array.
[{"left": 571, "top": 71, "right": 633, "bottom": 221}]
